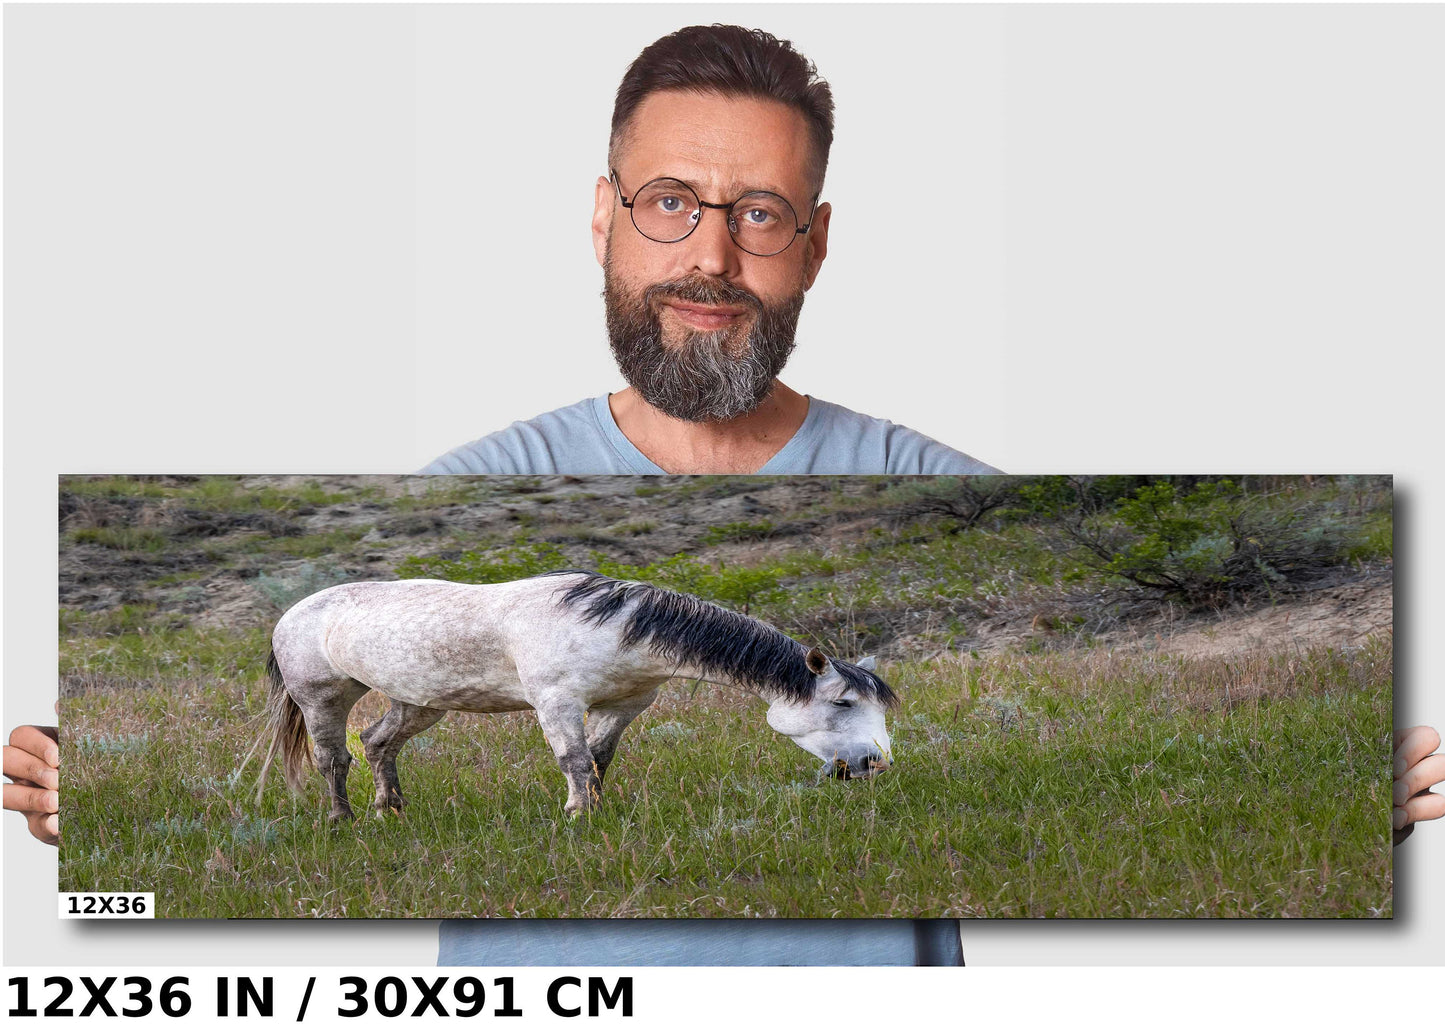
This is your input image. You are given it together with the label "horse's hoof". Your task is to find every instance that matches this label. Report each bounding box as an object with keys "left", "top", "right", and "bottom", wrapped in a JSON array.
[{"left": 328, "top": 809, "right": 354, "bottom": 824}]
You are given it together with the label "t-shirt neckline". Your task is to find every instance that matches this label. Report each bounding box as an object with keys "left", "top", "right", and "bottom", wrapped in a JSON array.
[{"left": 590, "top": 393, "right": 822, "bottom": 474}]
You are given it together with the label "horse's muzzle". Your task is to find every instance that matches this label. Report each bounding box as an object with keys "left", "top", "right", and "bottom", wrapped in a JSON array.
[{"left": 828, "top": 755, "right": 891, "bottom": 780}]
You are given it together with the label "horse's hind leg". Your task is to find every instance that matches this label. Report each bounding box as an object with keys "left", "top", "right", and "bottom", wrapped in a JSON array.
[
  {"left": 360, "top": 700, "right": 446, "bottom": 816},
  {"left": 584, "top": 689, "right": 659, "bottom": 784},
  {"left": 294, "top": 678, "right": 369, "bottom": 823}
]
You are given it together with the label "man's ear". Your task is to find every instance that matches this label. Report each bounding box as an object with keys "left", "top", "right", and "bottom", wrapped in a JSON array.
[
  {"left": 592, "top": 176, "right": 615, "bottom": 267},
  {"left": 802, "top": 201, "right": 831, "bottom": 290}
]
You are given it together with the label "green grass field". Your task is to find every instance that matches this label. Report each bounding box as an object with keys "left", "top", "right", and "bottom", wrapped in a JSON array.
[{"left": 61, "top": 636, "right": 1392, "bottom": 919}]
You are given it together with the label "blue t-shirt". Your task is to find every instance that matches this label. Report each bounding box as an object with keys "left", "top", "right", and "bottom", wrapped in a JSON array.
[
  {"left": 428, "top": 395, "right": 986, "bottom": 966},
  {"left": 437, "top": 918, "right": 963, "bottom": 967},
  {"left": 422, "top": 395, "right": 998, "bottom": 475}
]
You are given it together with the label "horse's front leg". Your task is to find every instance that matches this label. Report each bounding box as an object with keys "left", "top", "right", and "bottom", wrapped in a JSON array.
[
  {"left": 534, "top": 698, "right": 601, "bottom": 817},
  {"left": 584, "top": 689, "right": 659, "bottom": 784}
]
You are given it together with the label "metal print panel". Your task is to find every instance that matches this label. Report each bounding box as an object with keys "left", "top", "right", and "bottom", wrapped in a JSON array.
[{"left": 58, "top": 474, "right": 1393, "bottom": 919}]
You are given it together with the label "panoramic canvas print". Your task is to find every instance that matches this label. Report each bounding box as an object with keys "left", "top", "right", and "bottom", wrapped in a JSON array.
[{"left": 58, "top": 474, "right": 1394, "bottom": 918}]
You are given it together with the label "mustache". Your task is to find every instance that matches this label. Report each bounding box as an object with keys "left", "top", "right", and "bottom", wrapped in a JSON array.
[
  {"left": 642, "top": 275, "right": 764, "bottom": 315},
  {"left": 601, "top": 256, "right": 804, "bottom": 422}
]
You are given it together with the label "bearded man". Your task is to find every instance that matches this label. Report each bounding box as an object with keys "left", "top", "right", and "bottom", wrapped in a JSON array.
[
  {"left": 424, "top": 25, "right": 996, "bottom": 476},
  {"left": 417, "top": 24, "right": 978, "bottom": 966}
]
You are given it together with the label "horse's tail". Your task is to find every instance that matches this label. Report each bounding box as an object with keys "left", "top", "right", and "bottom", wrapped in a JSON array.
[{"left": 252, "top": 647, "right": 313, "bottom": 802}]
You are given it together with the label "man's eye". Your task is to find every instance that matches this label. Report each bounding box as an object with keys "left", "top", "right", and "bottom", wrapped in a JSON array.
[
  {"left": 657, "top": 196, "right": 687, "bottom": 213},
  {"left": 741, "top": 208, "right": 774, "bottom": 225}
]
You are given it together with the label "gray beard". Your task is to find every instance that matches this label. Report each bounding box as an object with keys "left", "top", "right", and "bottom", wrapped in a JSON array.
[{"left": 603, "top": 261, "right": 805, "bottom": 423}]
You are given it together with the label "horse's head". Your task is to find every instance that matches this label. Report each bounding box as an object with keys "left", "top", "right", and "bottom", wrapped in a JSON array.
[{"left": 765, "top": 648, "right": 895, "bottom": 780}]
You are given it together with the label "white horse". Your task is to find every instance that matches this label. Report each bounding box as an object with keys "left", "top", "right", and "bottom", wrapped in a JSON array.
[{"left": 259, "top": 570, "right": 897, "bottom": 820}]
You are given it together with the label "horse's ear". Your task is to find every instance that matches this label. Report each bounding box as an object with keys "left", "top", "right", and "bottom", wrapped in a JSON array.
[
  {"left": 857, "top": 655, "right": 878, "bottom": 672},
  {"left": 805, "top": 647, "right": 829, "bottom": 675}
]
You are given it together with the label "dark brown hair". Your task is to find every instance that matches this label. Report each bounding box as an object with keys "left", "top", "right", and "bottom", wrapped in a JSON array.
[{"left": 609, "top": 25, "right": 835, "bottom": 189}]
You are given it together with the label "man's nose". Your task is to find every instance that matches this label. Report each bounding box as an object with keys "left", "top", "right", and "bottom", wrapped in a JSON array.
[{"left": 680, "top": 206, "right": 743, "bottom": 279}]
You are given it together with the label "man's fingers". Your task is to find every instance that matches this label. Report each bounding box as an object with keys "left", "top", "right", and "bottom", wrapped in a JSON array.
[
  {"left": 1397, "top": 791, "right": 1445, "bottom": 829},
  {"left": 2, "top": 745, "right": 59, "bottom": 789},
  {"left": 1393, "top": 726, "right": 1441, "bottom": 776},
  {"left": 1392, "top": 753, "right": 1445, "bottom": 806},
  {"left": 28, "top": 812, "right": 59, "bottom": 847},
  {"left": 6, "top": 719, "right": 62, "bottom": 847},
  {"left": 3, "top": 781, "right": 60, "bottom": 815},
  {"left": 6, "top": 725, "right": 60, "bottom": 768}
]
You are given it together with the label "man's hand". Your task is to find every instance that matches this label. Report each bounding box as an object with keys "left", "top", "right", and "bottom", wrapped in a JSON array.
[
  {"left": 3, "top": 723, "right": 60, "bottom": 845},
  {"left": 1393, "top": 725, "right": 1445, "bottom": 844}
]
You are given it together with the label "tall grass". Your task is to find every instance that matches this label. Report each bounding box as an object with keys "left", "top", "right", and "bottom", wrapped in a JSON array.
[{"left": 60, "top": 638, "right": 1392, "bottom": 919}]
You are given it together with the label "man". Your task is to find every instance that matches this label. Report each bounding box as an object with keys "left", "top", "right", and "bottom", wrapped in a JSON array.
[
  {"left": 10, "top": 23, "right": 1441, "bottom": 969},
  {"left": 423, "top": 24, "right": 978, "bottom": 964},
  {"left": 423, "top": 24, "right": 996, "bottom": 477}
]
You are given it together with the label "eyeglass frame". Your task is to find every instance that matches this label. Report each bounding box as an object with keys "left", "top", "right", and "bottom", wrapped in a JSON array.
[{"left": 609, "top": 168, "right": 820, "bottom": 257}]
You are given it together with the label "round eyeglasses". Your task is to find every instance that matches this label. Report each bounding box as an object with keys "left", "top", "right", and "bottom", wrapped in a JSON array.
[{"left": 611, "top": 169, "right": 819, "bottom": 258}]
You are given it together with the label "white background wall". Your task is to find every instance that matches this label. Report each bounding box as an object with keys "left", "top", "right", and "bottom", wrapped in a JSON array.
[{"left": 5, "top": 4, "right": 1441, "bottom": 967}]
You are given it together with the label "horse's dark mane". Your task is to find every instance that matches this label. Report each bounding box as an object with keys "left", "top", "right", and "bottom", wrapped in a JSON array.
[{"left": 543, "top": 570, "right": 899, "bottom": 708}]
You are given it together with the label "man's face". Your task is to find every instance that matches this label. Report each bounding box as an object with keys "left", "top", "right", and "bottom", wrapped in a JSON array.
[{"left": 593, "top": 91, "right": 832, "bottom": 422}]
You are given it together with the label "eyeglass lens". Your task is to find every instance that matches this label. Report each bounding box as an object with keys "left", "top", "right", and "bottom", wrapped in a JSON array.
[{"left": 630, "top": 179, "right": 799, "bottom": 257}]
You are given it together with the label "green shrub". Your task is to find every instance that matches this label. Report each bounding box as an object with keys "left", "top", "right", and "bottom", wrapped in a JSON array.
[
  {"left": 391, "top": 481, "right": 495, "bottom": 511},
  {"left": 60, "top": 476, "right": 173, "bottom": 499},
  {"left": 265, "top": 527, "right": 369, "bottom": 558},
  {"left": 59, "top": 604, "right": 190, "bottom": 638},
  {"left": 592, "top": 552, "right": 786, "bottom": 614},
  {"left": 1343, "top": 514, "right": 1392, "bottom": 563},
  {"left": 610, "top": 520, "right": 658, "bottom": 536},
  {"left": 396, "top": 542, "right": 571, "bottom": 584},
  {"left": 1066, "top": 480, "right": 1359, "bottom": 604},
  {"left": 253, "top": 563, "right": 354, "bottom": 611},
  {"left": 70, "top": 526, "right": 167, "bottom": 552},
  {"left": 701, "top": 520, "right": 774, "bottom": 545}
]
